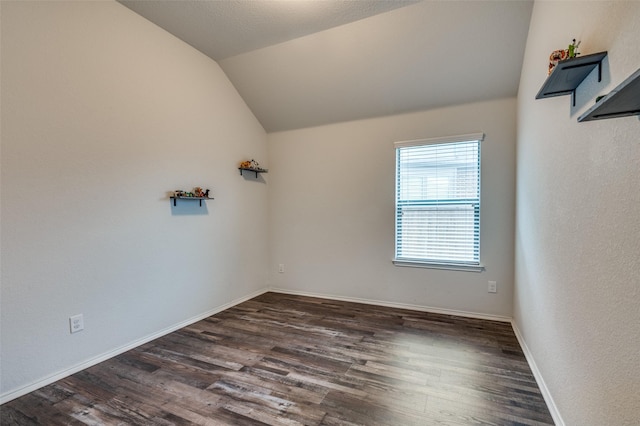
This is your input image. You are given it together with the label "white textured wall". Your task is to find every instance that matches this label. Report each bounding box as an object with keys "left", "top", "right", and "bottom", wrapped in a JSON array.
[
  {"left": 515, "top": 2, "right": 640, "bottom": 425},
  {"left": 268, "top": 98, "right": 517, "bottom": 318},
  {"left": 0, "top": 1, "right": 268, "bottom": 401}
]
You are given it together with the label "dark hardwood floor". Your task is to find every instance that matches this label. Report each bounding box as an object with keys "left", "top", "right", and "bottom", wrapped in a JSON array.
[{"left": 1, "top": 292, "right": 554, "bottom": 425}]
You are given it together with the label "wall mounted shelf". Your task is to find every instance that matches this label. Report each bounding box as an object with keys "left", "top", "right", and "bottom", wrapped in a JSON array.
[
  {"left": 239, "top": 167, "right": 268, "bottom": 178},
  {"left": 170, "top": 196, "right": 213, "bottom": 207},
  {"left": 578, "top": 68, "right": 640, "bottom": 122},
  {"left": 536, "top": 51, "right": 608, "bottom": 106}
]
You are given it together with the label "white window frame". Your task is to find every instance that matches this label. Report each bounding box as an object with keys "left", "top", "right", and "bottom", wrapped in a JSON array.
[{"left": 393, "top": 133, "right": 484, "bottom": 272}]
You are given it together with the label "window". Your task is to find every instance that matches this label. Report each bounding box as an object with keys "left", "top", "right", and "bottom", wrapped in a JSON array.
[{"left": 394, "top": 133, "right": 483, "bottom": 272}]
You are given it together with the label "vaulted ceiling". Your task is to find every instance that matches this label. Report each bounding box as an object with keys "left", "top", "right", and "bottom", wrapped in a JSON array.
[{"left": 119, "top": 0, "right": 534, "bottom": 132}]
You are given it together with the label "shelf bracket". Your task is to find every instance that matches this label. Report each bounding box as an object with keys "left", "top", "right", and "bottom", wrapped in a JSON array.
[
  {"left": 598, "top": 61, "right": 603, "bottom": 82},
  {"left": 239, "top": 168, "right": 267, "bottom": 178},
  {"left": 170, "top": 196, "right": 212, "bottom": 207}
]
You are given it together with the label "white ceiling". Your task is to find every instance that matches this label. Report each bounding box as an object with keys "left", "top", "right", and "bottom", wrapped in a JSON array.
[{"left": 119, "top": 0, "right": 534, "bottom": 132}]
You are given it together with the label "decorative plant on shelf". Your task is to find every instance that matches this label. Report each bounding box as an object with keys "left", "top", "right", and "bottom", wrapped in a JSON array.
[
  {"left": 548, "top": 38, "right": 581, "bottom": 75},
  {"left": 568, "top": 38, "right": 581, "bottom": 58},
  {"left": 173, "top": 187, "right": 211, "bottom": 198},
  {"left": 238, "top": 159, "right": 268, "bottom": 178},
  {"left": 239, "top": 159, "right": 264, "bottom": 171}
]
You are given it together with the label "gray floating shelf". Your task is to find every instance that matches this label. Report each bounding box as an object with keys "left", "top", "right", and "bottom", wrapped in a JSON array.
[
  {"left": 578, "top": 68, "right": 640, "bottom": 122},
  {"left": 536, "top": 51, "right": 608, "bottom": 106},
  {"left": 170, "top": 196, "right": 213, "bottom": 207},
  {"left": 239, "top": 167, "right": 268, "bottom": 178}
]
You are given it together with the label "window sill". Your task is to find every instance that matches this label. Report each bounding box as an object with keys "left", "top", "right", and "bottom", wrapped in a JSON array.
[{"left": 392, "top": 259, "right": 485, "bottom": 272}]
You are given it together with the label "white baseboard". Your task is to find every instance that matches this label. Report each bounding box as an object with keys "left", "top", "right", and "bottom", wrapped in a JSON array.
[
  {"left": 0, "top": 287, "right": 527, "bottom": 407},
  {"left": 511, "top": 320, "right": 564, "bottom": 426},
  {"left": 268, "top": 287, "right": 512, "bottom": 323},
  {"left": 0, "top": 287, "right": 270, "bottom": 405}
]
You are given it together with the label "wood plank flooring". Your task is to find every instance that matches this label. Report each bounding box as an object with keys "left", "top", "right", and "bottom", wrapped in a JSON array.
[{"left": 1, "top": 292, "right": 554, "bottom": 425}]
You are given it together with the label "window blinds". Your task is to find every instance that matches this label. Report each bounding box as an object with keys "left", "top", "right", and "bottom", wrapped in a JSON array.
[{"left": 395, "top": 134, "right": 482, "bottom": 266}]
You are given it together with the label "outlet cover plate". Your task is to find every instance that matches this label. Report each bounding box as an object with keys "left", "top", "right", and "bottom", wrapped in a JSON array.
[{"left": 70, "top": 314, "right": 84, "bottom": 333}]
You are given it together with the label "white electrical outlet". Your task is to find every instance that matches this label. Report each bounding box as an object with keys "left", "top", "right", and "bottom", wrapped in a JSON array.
[
  {"left": 488, "top": 281, "right": 497, "bottom": 293},
  {"left": 278, "top": 264, "right": 285, "bottom": 273},
  {"left": 69, "top": 314, "right": 84, "bottom": 334}
]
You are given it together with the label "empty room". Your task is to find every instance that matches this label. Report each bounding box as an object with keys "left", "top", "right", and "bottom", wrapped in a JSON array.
[{"left": 1, "top": 1, "right": 638, "bottom": 425}]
